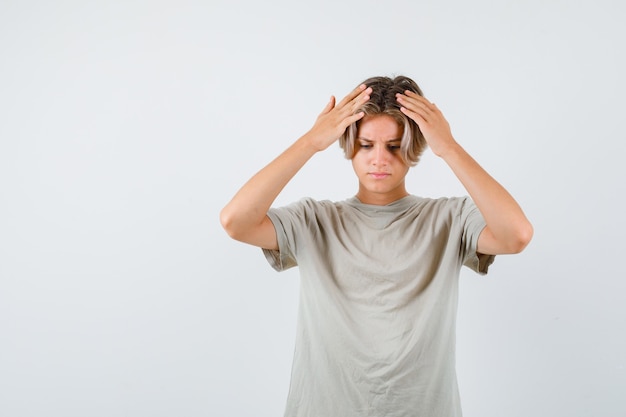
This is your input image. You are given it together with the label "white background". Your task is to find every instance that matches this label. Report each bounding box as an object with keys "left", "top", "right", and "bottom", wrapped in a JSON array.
[{"left": 1, "top": 1, "right": 624, "bottom": 416}]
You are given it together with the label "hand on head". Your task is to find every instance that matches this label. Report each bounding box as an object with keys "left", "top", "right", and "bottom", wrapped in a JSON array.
[
  {"left": 305, "top": 84, "right": 372, "bottom": 152},
  {"left": 396, "top": 90, "right": 457, "bottom": 157}
]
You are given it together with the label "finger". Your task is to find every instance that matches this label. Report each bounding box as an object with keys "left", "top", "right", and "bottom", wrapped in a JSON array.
[
  {"left": 400, "top": 106, "right": 427, "bottom": 125},
  {"left": 396, "top": 91, "right": 431, "bottom": 107},
  {"left": 396, "top": 93, "right": 434, "bottom": 119},
  {"left": 336, "top": 85, "right": 370, "bottom": 114},
  {"left": 320, "top": 95, "right": 336, "bottom": 115},
  {"left": 341, "top": 110, "right": 366, "bottom": 129},
  {"left": 346, "top": 88, "right": 371, "bottom": 116},
  {"left": 403, "top": 89, "right": 429, "bottom": 101},
  {"left": 397, "top": 99, "right": 432, "bottom": 122},
  {"left": 337, "top": 84, "right": 369, "bottom": 108},
  {"left": 401, "top": 91, "right": 438, "bottom": 112}
]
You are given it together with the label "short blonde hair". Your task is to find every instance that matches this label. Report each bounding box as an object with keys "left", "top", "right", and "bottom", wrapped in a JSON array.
[{"left": 339, "top": 75, "right": 427, "bottom": 166}]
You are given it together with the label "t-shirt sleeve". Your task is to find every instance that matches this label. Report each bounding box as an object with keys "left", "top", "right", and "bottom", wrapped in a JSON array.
[
  {"left": 459, "top": 197, "right": 495, "bottom": 275},
  {"left": 261, "top": 200, "right": 309, "bottom": 272}
]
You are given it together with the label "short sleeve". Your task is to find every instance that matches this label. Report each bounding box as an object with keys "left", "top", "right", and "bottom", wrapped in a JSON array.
[
  {"left": 261, "top": 200, "right": 311, "bottom": 272},
  {"left": 459, "top": 197, "right": 495, "bottom": 275}
]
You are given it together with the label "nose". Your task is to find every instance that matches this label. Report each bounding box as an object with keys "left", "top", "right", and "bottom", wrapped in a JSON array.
[{"left": 372, "top": 145, "right": 389, "bottom": 166}]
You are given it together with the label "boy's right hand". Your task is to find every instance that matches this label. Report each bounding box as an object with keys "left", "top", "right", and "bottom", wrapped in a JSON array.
[{"left": 304, "top": 84, "right": 372, "bottom": 152}]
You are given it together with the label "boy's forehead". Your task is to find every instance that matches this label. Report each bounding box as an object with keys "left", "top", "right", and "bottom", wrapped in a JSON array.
[
  {"left": 357, "top": 115, "right": 403, "bottom": 140},
  {"left": 358, "top": 137, "right": 402, "bottom": 143}
]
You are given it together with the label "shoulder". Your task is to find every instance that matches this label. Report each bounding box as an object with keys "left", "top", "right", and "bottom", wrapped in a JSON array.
[
  {"left": 277, "top": 197, "right": 341, "bottom": 212},
  {"left": 411, "top": 195, "right": 471, "bottom": 212},
  {"left": 269, "top": 197, "right": 345, "bottom": 221},
  {"left": 408, "top": 196, "right": 482, "bottom": 229}
]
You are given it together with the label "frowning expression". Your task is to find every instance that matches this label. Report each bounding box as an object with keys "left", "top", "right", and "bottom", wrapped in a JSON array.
[{"left": 351, "top": 114, "right": 410, "bottom": 205}]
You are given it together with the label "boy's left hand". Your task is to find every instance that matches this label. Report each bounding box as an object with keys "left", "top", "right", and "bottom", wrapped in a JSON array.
[{"left": 396, "top": 90, "right": 458, "bottom": 158}]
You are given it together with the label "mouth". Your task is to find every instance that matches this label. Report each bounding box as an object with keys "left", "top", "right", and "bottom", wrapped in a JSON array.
[{"left": 369, "top": 172, "right": 390, "bottom": 179}]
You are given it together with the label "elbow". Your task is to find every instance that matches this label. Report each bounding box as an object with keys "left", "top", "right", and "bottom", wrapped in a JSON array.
[
  {"left": 219, "top": 207, "right": 240, "bottom": 240},
  {"left": 220, "top": 204, "right": 268, "bottom": 244},
  {"left": 509, "top": 222, "right": 534, "bottom": 254}
]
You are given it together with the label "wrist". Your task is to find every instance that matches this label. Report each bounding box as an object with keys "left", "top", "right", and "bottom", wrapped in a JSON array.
[
  {"left": 434, "top": 139, "right": 463, "bottom": 160},
  {"left": 300, "top": 129, "right": 333, "bottom": 153},
  {"left": 296, "top": 131, "right": 326, "bottom": 155}
]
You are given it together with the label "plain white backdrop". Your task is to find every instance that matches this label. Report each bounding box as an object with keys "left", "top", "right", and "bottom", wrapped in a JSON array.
[{"left": 1, "top": 1, "right": 624, "bottom": 416}]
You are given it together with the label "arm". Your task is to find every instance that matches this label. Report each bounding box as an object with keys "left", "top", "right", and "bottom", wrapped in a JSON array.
[
  {"left": 396, "top": 91, "right": 533, "bottom": 255},
  {"left": 219, "top": 84, "right": 372, "bottom": 250}
]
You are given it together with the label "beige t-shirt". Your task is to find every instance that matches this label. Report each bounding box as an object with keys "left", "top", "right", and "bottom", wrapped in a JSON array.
[{"left": 263, "top": 195, "right": 494, "bottom": 417}]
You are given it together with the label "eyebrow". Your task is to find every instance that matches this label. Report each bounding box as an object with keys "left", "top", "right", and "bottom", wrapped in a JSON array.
[{"left": 357, "top": 137, "right": 402, "bottom": 143}]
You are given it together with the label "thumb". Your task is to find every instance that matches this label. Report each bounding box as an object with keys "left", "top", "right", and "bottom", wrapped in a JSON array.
[{"left": 320, "top": 95, "right": 336, "bottom": 114}]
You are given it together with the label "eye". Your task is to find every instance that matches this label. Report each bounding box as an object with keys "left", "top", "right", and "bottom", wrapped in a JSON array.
[
  {"left": 387, "top": 144, "right": 401, "bottom": 152},
  {"left": 358, "top": 142, "right": 372, "bottom": 149}
]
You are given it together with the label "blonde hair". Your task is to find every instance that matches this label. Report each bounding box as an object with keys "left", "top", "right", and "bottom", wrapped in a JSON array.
[{"left": 339, "top": 75, "right": 427, "bottom": 166}]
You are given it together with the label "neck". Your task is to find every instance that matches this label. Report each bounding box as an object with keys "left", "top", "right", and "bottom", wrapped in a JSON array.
[{"left": 355, "top": 187, "right": 409, "bottom": 206}]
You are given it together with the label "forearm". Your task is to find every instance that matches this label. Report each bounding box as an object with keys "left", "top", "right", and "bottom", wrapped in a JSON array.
[
  {"left": 395, "top": 90, "right": 532, "bottom": 253},
  {"left": 441, "top": 142, "right": 533, "bottom": 253},
  {"left": 220, "top": 84, "right": 370, "bottom": 245},
  {"left": 220, "top": 134, "right": 319, "bottom": 236}
]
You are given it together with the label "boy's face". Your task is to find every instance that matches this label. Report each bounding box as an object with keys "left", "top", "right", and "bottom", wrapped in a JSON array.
[{"left": 351, "top": 115, "right": 410, "bottom": 205}]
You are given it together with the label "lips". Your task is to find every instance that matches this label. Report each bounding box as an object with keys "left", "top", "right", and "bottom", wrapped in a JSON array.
[{"left": 369, "top": 172, "right": 390, "bottom": 179}]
